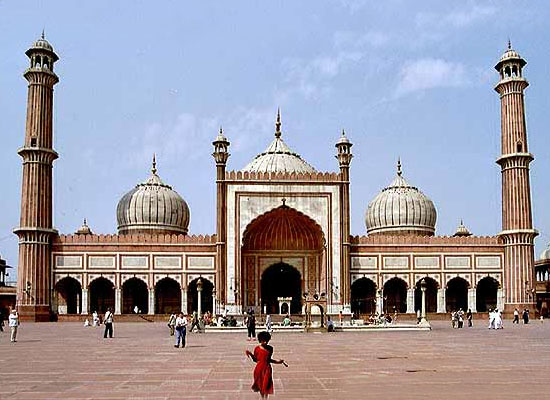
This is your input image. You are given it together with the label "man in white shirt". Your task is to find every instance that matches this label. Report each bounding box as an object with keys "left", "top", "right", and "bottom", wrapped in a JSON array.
[
  {"left": 103, "top": 308, "right": 114, "bottom": 338},
  {"left": 174, "top": 312, "right": 188, "bottom": 348},
  {"left": 8, "top": 309, "right": 19, "bottom": 343}
]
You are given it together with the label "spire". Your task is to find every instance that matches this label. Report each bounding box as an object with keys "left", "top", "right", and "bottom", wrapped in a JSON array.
[
  {"left": 507, "top": 38, "right": 511, "bottom": 50},
  {"left": 342, "top": 129, "right": 346, "bottom": 137},
  {"left": 41, "top": 29, "right": 45, "bottom": 39},
  {"left": 397, "top": 157, "right": 402, "bottom": 177},
  {"left": 151, "top": 153, "right": 157, "bottom": 175},
  {"left": 275, "top": 108, "right": 282, "bottom": 138}
]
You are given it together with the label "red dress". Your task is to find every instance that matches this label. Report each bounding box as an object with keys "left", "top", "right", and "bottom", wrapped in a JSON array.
[{"left": 251, "top": 344, "right": 274, "bottom": 395}]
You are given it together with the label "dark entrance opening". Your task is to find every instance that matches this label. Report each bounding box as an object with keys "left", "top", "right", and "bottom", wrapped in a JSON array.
[
  {"left": 383, "top": 277, "right": 407, "bottom": 313},
  {"left": 155, "top": 278, "right": 181, "bottom": 314},
  {"left": 446, "top": 277, "right": 469, "bottom": 312},
  {"left": 122, "top": 278, "right": 148, "bottom": 314},
  {"left": 414, "top": 277, "right": 438, "bottom": 313},
  {"left": 351, "top": 278, "right": 376, "bottom": 317},
  {"left": 55, "top": 277, "right": 82, "bottom": 314},
  {"left": 188, "top": 278, "right": 214, "bottom": 315},
  {"left": 89, "top": 277, "right": 115, "bottom": 314},
  {"left": 261, "top": 263, "right": 302, "bottom": 314},
  {"left": 476, "top": 277, "right": 498, "bottom": 312}
]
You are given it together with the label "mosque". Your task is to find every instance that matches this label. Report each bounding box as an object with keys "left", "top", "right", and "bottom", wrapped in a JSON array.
[{"left": 14, "top": 34, "right": 542, "bottom": 321}]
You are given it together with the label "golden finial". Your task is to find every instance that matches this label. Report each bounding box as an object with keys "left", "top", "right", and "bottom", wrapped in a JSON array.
[
  {"left": 151, "top": 153, "right": 157, "bottom": 175},
  {"left": 41, "top": 29, "right": 45, "bottom": 39},
  {"left": 507, "top": 38, "right": 511, "bottom": 50},
  {"left": 275, "top": 108, "right": 282, "bottom": 138},
  {"left": 342, "top": 129, "right": 346, "bottom": 137},
  {"left": 397, "top": 157, "right": 402, "bottom": 177}
]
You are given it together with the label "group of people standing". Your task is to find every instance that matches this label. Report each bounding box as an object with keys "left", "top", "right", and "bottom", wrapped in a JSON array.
[
  {"left": 487, "top": 308, "right": 504, "bottom": 329},
  {"left": 451, "top": 308, "right": 473, "bottom": 328},
  {"left": 512, "top": 308, "right": 531, "bottom": 324}
]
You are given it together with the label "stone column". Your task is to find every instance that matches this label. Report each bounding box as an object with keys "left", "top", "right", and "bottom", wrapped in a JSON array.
[
  {"left": 497, "top": 287, "right": 505, "bottom": 311},
  {"left": 437, "top": 288, "right": 446, "bottom": 313},
  {"left": 212, "top": 290, "right": 217, "bottom": 315},
  {"left": 197, "top": 278, "right": 203, "bottom": 316},
  {"left": 81, "top": 289, "right": 88, "bottom": 315},
  {"left": 376, "top": 290, "right": 383, "bottom": 315},
  {"left": 406, "top": 288, "right": 415, "bottom": 314},
  {"left": 115, "top": 288, "right": 122, "bottom": 315},
  {"left": 76, "top": 292, "right": 80, "bottom": 314},
  {"left": 148, "top": 288, "right": 155, "bottom": 315},
  {"left": 468, "top": 288, "right": 477, "bottom": 312},
  {"left": 181, "top": 288, "right": 188, "bottom": 314},
  {"left": 418, "top": 279, "right": 431, "bottom": 329}
]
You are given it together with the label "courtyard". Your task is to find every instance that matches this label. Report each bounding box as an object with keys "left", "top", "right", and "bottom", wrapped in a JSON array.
[{"left": 0, "top": 320, "right": 548, "bottom": 399}]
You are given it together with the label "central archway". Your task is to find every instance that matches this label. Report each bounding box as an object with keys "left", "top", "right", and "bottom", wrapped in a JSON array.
[
  {"left": 261, "top": 263, "right": 302, "bottom": 314},
  {"left": 383, "top": 278, "right": 407, "bottom": 314},
  {"left": 122, "top": 278, "right": 148, "bottom": 314},
  {"left": 351, "top": 278, "right": 376, "bottom": 317}
]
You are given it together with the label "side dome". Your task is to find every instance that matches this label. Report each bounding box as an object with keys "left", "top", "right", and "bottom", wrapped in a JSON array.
[
  {"left": 117, "top": 157, "right": 190, "bottom": 235},
  {"left": 540, "top": 243, "right": 550, "bottom": 261},
  {"left": 366, "top": 160, "right": 437, "bottom": 236},
  {"left": 242, "top": 110, "right": 316, "bottom": 174}
]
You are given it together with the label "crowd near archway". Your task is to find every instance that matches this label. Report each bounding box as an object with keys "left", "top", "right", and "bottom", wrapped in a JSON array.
[
  {"left": 155, "top": 278, "right": 181, "bottom": 314},
  {"left": 55, "top": 277, "right": 82, "bottom": 314},
  {"left": 122, "top": 277, "right": 148, "bottom": 314},
  {"left": 383, "top": 277, "right": 407, "bottom": 313},
  {"left": 89, "top": 277, "right": 115, "bottom": 314},
  {"left": 351, "top": 277, "right": 376, "bottom": 317},
  {"left": 414, "top": 277, "right": 438, "bottom": 313},
  {"left": 261, "top": 263, "right": 302, "bottom": 314},
  {"left": 446, "top": 277, "right": 469, "bottom": 312},
  {"left": 476, "top": 277, "right": 499, "bottom": 312}
]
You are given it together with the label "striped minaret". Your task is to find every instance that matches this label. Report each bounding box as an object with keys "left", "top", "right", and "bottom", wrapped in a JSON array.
[
  {"left": 494, "top": 41, "right": 537, "bottom": 313},
  {"left": 14, "top": 32, "right": 59, "bottom": 321}
]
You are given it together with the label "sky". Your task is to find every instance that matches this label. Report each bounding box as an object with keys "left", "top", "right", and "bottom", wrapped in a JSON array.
[{"left": 1, "top": 1, "right": 550, "bottom": 278}]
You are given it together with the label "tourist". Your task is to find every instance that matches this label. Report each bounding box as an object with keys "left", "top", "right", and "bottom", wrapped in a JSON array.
[
  {"left": 282, "top": 315, "right": 291, "bottom": 326},
  {"left": 451, "top": 311, "right": 457, "bottom": 329},
  {"left": 9, "top": 309, "right": 19, "bottom": 343},
  {"left": 103, "top": 308, "right": 114, "bottom": 338},
  {"left": 487, "top": 309, "right": 495, "bottom": 329},
  {"left": 457, "top": 308, "right": 464, "bottom": 328},
  {"left": 92, "top": 311, "right": 100, "bottom": 327},
  {"left": 245, "top": 331, "right": 287, "bottom": 399},
  {"left": 513, "top": 308, "right": 520, "bottom": 324},
  {"left": 265, "top": 314, "right": 272, "bottom": 333},
  {"left": 190, "top": 311, "right": 201, "bottom": 333},
  {"left": 168, "top": 313, "right": 176, "bottom": 336},
  {"left": 174, "top": 312, "right": 187, "bottom": 348},
  {"left": 466, "top": 309, "right": 473, "bottom": 327},
  {"left": 246, "top": 310, "right": 256, "bottom": 341},
  {"left": 327, "top": 316, "right": 335, "bottom": 332},
  {"left": 522, "top": 308, "right": 530, "bottom": 324},
  {"left": 494, "top": 308, "right": 503, "bottom": 329}
]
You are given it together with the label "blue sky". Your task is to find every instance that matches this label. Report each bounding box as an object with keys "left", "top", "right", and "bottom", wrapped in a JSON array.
[{"left": 1, "top": 1, "right": 549, "bottom": 275}]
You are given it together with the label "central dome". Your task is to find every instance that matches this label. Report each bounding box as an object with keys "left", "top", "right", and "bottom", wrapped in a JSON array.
[
  {"left": 242, "top": 110, "right": 316, "bottom": 174},
  {"left": 116, "top": 157, "right": 190, "bottom": 235},
  {"left": 365, "top": 160, "right": 437, "bottom": 236}
]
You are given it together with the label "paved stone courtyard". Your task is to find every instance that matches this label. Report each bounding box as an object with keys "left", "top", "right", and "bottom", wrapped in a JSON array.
[{"left": 0, "top": 320, "right": 548, "bottom": 399}]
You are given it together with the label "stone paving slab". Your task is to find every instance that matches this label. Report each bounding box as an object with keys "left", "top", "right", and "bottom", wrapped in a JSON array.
[{"left": 0, "top": 321, "right": 549, "bottom": 399}]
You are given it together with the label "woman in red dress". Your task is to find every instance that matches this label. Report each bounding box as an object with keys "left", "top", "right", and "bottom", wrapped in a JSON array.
[{"left": 245, "top": 331, "right": 286, "bottom": 399}]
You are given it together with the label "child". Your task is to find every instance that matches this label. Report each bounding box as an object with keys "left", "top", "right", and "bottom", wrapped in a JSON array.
[{"left": 245, "top": 331, "right": 287, "bottom": 399}]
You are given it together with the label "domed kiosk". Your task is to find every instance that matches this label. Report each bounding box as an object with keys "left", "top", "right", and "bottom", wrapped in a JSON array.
[
  {"left": 366, "top": 160, "right": 437, "bottom": 236},
  {"left": 116, "top": 156, "right": 190, "bottom": 235}
]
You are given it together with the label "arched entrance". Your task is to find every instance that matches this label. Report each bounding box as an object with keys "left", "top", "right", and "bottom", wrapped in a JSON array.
[
  {"left": 446, "top": 277, "right": 469, "bottom": 312},
  {"left": 188, "top": 278, "right": 214, "bottom": 315},
  {"left": 55, "top": 277, "right": 82, "bottom": 314},
  {"left": 122, "top": 278, "right": 148, "bottom": 314},
  {"left": 89, "top": 277, "right": 115, "bottom": 314},
  {"left": 261, "top": 263, "right": 302, "bottom": 314},
  {"left": 241, "top": 205, "right": 325, "bottom": 313},
  {"left": 476, "top": 277, "right": 498, "bottom": 312},
  {"left": 155, "top": 278, "right": 181, "bottom": 314},
  {"left": 414, "top": 277, "right": 438, "bottom": 313},
  {"left": 351, "top": 278, "right": 376, "bottom": 317},
  {"left": 383, "top": 278, "right": 407, "bottom": 313}
]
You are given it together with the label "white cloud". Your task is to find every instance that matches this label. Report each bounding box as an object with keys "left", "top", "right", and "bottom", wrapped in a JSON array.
[{"left": 396, "top": 58, "right": 469, "bottom": 95}]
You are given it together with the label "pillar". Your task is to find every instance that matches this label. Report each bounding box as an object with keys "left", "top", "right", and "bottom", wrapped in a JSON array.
[
  {"left": 497, "top": 287, "right": 505, "bottom": 311},
  {"left": 181, "top": 288, "right": 187, "bottom": 314},
  {"left": 376, "top": 290, "right": 383, "bottom": 315},
  {"left": 81, "top": 288, "right": 88, "bottom": 315},
  {"left": 437, "top": 288, "right": 446, "bottom": 313},
  {"left": 468, "top": 288, "right": 477, "bottom": 312},
  {"left": 148, "top": 288, "right": 154, "bottom": 315},
  {"left": 115, "top": 288, "right": 121, "bottom": 315},
  {"left": 406, "top": 288, "right": 415, "bottom": 314}
]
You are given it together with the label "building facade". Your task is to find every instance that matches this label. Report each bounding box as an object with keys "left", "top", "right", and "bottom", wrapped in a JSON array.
[{"left": 15, "top": 35, "right": 538, "bottom": 320}]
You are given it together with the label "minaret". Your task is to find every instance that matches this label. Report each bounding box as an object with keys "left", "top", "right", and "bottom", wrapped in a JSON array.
[
  {"left": 212, "top": 127, "right": 230, "bottom": 314},
  {"left": 494, "top": 41, "right": 537, "bottom": 312},
  {"left": 336, "top": 130, "right": 353, "bottom": 311},
  {"left": 14, "top": 32, "right": 60, "bottom": 321}
]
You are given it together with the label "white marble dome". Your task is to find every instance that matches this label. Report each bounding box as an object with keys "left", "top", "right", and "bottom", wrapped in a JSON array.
[
  {"left": 242, "top": 111, "right": 316, "bottom": 174},
  {"left": 116, "top": 158, "right": 189, "bottom": 235},
  {"left": 540, "top": 244, "right": 550, "bottom": 261},
  {"left": 366, "top": 161, "right": 437, "bottom": 236}
]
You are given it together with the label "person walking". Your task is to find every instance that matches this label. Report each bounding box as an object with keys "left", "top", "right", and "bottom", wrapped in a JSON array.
[
  {"left": 265, "top": 314, "right": 272, "bottom": 333},
  {"left": 522, "top": 308, "right": 530, "bottom": 324},
  {"left": 174, "top": 312, "right": 188, "bottom": 348},
  {"left": 247, "top": 311, "right": 256, "bottom": 341},
  {"left": 8, "top": 309, "right": 19, "bottom": 343},
  {"left": 168, "top": 313, "right": 176, "bottom": 336},
  {"left": 189, "top": 311, "right": 201, "bottom": 333},
  {"left": 466, "top": 309, "right": 473, "bottom": 327},
  {"left": 103, "top": 308, "right": 114, "bottom": 338},
  {"left": 513, "top": 308, "right": 520, "bottom": 324},
  {"left": 457, "top": 308, "right": 464, "bottom": 328}
]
